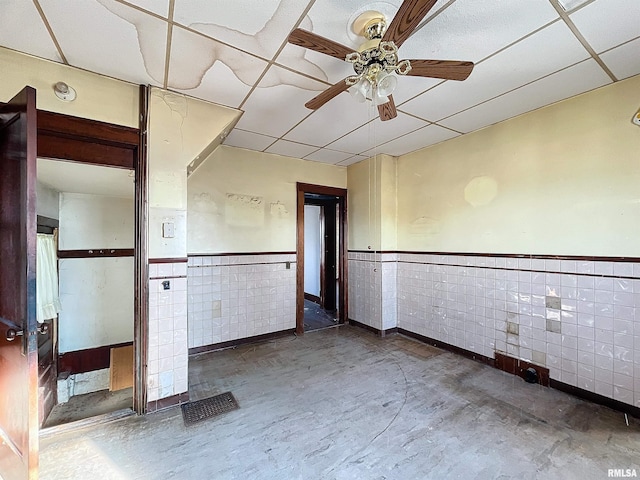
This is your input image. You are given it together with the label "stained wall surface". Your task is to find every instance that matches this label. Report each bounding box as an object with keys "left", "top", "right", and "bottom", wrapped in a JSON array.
[{"left": 396, "top": 74, "right": 640, "bottom": 256}]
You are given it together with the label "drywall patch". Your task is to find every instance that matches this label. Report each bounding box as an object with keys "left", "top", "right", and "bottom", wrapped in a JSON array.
[
  {"left": 464, "top": 176, "right": 498, "bottom": 207},
  {"left": 225, "top": 193, "right": 264, "bottom": 227},
  {"left": 270, "top": 201, "right": 289, "bottom": 218}
]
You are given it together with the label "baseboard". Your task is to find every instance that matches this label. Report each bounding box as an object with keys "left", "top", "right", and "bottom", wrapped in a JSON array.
[
  {"left": 550, "top": 379, "right": 640, "bottom": 419},
  {"left": 304, "top": 292, "right": 320, "bottom": 304},
  {"left": 348, "top": 319, "right": 397, "bottom": 337},
  {"left": 396, "top": 328, "right": 639, "bottom": 418},
  {"left": 188, "top": 328, "right": 296, "bottom": 356},
  {"left": 147, "top": 391, "right": 190, "bottom": 413}
]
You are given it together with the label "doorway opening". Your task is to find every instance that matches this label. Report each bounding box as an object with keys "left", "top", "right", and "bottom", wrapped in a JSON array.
[
  {"left": 36, "top": 159, "right": 136, "bottom": 428},
  {"left": 296, "top": 183, "right": 347, "bottom": 335}
]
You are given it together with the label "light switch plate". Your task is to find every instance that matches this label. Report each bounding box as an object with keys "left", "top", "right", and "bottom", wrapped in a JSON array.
[{"left": 162, "top": 222, "right": 175, "bottom": 238}]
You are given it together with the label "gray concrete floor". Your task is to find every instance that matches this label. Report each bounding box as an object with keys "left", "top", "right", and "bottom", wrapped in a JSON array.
[
  {"left": 43, "top": 388, "right": 133, "bottom": 428},
  {"left": 40, "top": 327, "right": 639, "bottom": 479}
]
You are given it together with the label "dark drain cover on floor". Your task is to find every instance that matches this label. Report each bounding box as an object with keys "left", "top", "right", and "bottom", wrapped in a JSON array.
[{"left": 181, "top": 392, "right": 239, "bottom": 426}]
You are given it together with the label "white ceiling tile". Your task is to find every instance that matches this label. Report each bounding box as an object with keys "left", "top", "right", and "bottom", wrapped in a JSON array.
[
  {"left": 0, "top": 1, "right": 62, "bottom": 62},
  {"left": 173, "top": 0, "right": 310, "bottom": 60},
  {"left": 440, "top": 59, "right": 612, "bottom": 133},
  {"left": 304, "top": 148, "right": 353, "bottom": 164},
  {"left": 337, "top": 154, "right": 368, "bottom": 166},
  {"left": 389, "top": 76, "right": 443, "bottom": 105},
  {"left": 403, "top": 0, "right": 559, "bottom": 63},
  {"left": 302, "top": 0, "right": 403, "bottom": 51},
  {"left": 276, "top": 44, "right": 347, "bottom": 85},
  {"left": 326, "top": 112, "right": 429, "bottom": 154},
  {"left": 557, "top": 0, "right": 592, "bottom": 12},
  {"left": 224, "top": 129, "right": 276, "bottom": 151},
  {"left": 284, "top": 93, "right": 379, "bottom": 146},
  {"left": 401, "top": 21, "right": 590, "bottom": 121},
  {"left": 361, "top": 124, "right": 459, "bottom": 157},
  {"left": 168, "top": 27, "right": 264, "bottom": 108},
  {"left": 235, "top": 66, "right": 325, "bottom": 137},
  {"left": 265, "top": 140, "right": 319, "bottom": 159},
  {"left": 39, "top": 0, "right": 166, "bottom": 85},
  {"left": 570, "top": 0, "right": 640, "bottom": 53},
  {"left": 600, "top": 38, "right": 640, "bottom": 81},
  {"left": 125, "top": 0, "right": 170, "bottom": 17},
  {"left": 302, "top": 0, "right": 449, "bottom": 50}
]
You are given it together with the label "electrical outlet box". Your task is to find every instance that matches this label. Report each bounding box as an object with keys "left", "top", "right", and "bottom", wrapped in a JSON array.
[
  {"left": 162, "top": 222, "right": 175, "bottom": 238},
  {"left": 162, "top": 280, "right": 170, "bottom": 290}
]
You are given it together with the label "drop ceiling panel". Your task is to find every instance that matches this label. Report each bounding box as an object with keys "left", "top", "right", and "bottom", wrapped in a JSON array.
[
  {"left": 361, "top": 124, "right": 459, "bottom": 157},
  {"left": 276, "top": 44, "right": 348, "bottom": 85},
  {"left": 304, "top": 148, "right": 353, "bottom": 164},
  {"left": 600, "top": 38, "right": 640, "bottom": 81},
  {"left": 402, "top": 0, "right": 559, "bottom": 63},
  {"left": 236, "top": 66, "right": 325, "bottom": 138},
  {"left": 1, "top": 0, "right": 638, "bottom": 165},
  {"left": 0, "top": 1, "right": 61, "bottom": 62},
  {"left": 569, "top": 0, "right": 640, "bottom": 53},
  {"left": 557, "top": 0, "right": 592, "bottom": 12},
  {"left": 389, "top": 77, "right": 442, "bottom": 106},
  {"left": 223, "top": 129, "right": 276, "bottom": 151},
  {"left": 400, "top": 21, "right": 590, "bottom": 122},
  {"left": 173, "top": 0, "right": 310, "bottom": 60},
  {"left": 327, "top": 112, "right": 429, "bottom": 154},
  {"left": 265, "top": 140, "right": 319, "bottom": 159},
  {"left": 168, "top": 26, "right": 264, "bottom": 107},
  {"left": 284, "top": 93, "right": 378, "bottom": 147},
  {"left": 126, "top": 0, "right": 170, "bottom": 18},
  {"left": 440, "top": 59, "right": 612, "bottom": 134},
  {"left": 39, "top": 0, "right": 166, "bottom": 85}
]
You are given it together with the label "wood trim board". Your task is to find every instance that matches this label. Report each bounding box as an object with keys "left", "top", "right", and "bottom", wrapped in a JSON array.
[{"left": 58, "top": 341, "right": 134, "bottom": 375}]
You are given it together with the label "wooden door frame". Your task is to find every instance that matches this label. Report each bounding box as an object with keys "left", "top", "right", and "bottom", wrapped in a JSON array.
[
  {"left": 31, "top": 86, "right": 148, "bottom": 415},
  {"left": 296, "top": 183, "right": 347, "bottom": 335}
]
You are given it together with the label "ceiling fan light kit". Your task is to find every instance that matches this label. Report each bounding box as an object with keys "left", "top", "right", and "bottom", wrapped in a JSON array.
[{"left": 287, "top": 0, "right": 475, "bottom": 122}]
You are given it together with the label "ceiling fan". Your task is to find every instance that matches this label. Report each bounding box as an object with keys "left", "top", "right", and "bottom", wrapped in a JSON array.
[{"left": 288, "top": 0, "right": 474, "bottom": 121}]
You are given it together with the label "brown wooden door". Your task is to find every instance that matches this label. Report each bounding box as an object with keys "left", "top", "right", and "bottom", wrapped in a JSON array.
[{"left": 0, "top": 87, "right": 39, "bottom": 480}]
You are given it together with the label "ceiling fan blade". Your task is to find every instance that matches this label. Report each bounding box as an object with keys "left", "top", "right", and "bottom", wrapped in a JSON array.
[
  {"left": 305, "top": 79, "right": 350, "bottom": 110},
  {"left": 404, "top": 59, "right": 474, "bottom": 81},
  {"left": 288, "top": 28, "right": 353, "bottom": 61},
  {"left": 382, "top": 0, "right": 439, "bottom": 48},
  {"left": 378, "top": 95, "right": 398, "bottom": 121}
]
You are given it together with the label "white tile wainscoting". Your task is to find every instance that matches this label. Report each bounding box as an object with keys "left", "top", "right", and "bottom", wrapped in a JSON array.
[
  {"left": 148, "top": 261, "right": 188, "bottom": 405},
  {"left": 349, "top": 251, "right": 640, "bottom": 409},
  {"left": 187, "top": 253, "right": 297, "bottom": 350}
]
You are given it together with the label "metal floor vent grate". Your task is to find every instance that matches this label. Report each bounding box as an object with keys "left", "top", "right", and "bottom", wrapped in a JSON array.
[{"left": 181, "top": 392, "right": 239, "bottom": 426}]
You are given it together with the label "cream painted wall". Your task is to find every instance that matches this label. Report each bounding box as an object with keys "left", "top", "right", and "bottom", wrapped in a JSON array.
[
  {"left": 188, "top": 145, "right": 347, "bottom": 253},
  {"left": 347, "top": 154, "right": 397, "bottom": 251},
  {"left": 0, "top": 47, "right": 138, "bottom": 127},
  {"left": 57, "top": 193, "right": 134, "bottom": 352},
  {"left": 397, "top": 75, "right": 640, "bottom": 256},
  {"left": 37, "top": 181, "right": 60, "bottom": 220},
  {"left": 147, "top": 88, "right": 240, "bottom": 259},
  {"left": 58, "top": 193, "right": 133, "bottom": 250}
]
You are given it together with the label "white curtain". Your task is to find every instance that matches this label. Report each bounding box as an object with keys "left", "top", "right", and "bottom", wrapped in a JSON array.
[{"left": 37, "top": 233, "right": 61, "bottom": 323}]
